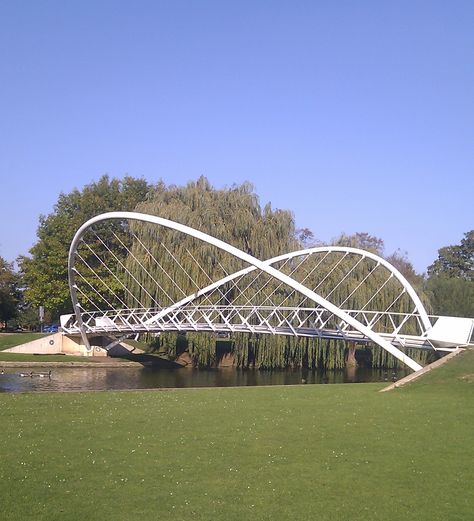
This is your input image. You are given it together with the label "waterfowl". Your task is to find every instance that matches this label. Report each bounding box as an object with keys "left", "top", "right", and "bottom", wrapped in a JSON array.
[
  {"left": 29, "top": 370, "right": 52, "bottom": 378},
  {"left": 18, "top": 371, "right": 51, "bottom": 378}
]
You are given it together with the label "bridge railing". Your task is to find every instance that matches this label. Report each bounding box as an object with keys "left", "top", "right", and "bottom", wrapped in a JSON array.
[{"left": 60, "top": 305, "right": 434, "bottom": 349}]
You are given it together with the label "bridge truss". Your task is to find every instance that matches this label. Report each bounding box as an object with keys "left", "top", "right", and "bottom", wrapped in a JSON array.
[{"left": 61, "top": 212, "right": 474, "bottom": 372}]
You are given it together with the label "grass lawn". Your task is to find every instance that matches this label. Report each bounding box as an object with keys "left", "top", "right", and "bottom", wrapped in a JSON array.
[
  {"left": 0, "top": 333, "right": 46, "bottom": 351},
  {"left": 0, "top": 350, "right": 473, "bottom": 521},
  {"left": 0, "top": 352, "right": 104, "bottom": 363}
]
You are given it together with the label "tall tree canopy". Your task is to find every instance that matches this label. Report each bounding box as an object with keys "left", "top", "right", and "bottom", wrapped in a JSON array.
[
  {"left": 123, "top": 177, "right": 309, "bottom": 367},
  {"left": 19, "top": 175, "right": 151, "bottom": 317},
  {"left": 426, "top": 230, "right": 474, "bottom": 317},
  {"left": 122, "top": 177, "right": 299, "bottom": 314},
  {"left": 135, "top": 176, "right": 298, "bottom": 261},
  {"left": 428, "top": 230, "right": 474, "bottom": 280},
  {"left": 120, "top": 182, "right": 430, "bottom": 369}
]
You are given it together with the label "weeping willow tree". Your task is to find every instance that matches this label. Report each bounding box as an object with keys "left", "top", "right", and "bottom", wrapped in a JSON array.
[
  {"left": 118, "top": 177, "right": 432, "bottom": 370},
  {"left": 230, "top": 333, "right": 347, "bottom": 370},
  {"left": 124, "top": 176, "right": 302, "bottom": 367}
]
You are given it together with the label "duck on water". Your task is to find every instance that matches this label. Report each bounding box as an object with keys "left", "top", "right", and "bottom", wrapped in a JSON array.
[{"left": 18, "top": 370, "right": 52, "bottom": 378}]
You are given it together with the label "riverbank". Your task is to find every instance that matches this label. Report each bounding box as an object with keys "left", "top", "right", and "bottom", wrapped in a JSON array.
[
  {"left": 0, "top": 359, "right": 141, "bottom": 368},
  {"left": 0, "top": 352, "right": 181, "bottom": 368},
  {"left": 1, "top": 349, "right": 472, "bottom": 521}
]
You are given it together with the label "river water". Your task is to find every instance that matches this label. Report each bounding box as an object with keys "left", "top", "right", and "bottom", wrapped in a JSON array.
[{"left": 0, "top": 366, "right": 409, "bottom": 393}]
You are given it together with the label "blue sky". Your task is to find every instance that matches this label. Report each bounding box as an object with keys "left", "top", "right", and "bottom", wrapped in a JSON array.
[{"left": 1, "top": 0, "right": 472, "bottom": 273}]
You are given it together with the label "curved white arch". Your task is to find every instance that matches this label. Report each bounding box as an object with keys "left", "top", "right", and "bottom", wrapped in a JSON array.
[
  {"left": 265, "top": 246, "right": 431, "bottom": 331},
  {"left": 68, "top": 211, "right": 424, "bottom": 371},
  {"left": 146, "top": 246, "right": 431, "bottom": 333}
]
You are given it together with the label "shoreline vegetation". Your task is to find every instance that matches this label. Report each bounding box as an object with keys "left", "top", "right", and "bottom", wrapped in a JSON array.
[
  {"left": 0, "top": 358, "right": 140, "bottom": 367},
  {"left": 0, "top": 332, "right": 441, "bottom": 370},
  {"left": 0, "top": 349, "right": 472, "bottom": 521}
]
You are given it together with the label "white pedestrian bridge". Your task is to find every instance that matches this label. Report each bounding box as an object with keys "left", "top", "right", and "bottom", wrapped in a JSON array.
[{"left": 61, "top": 212, "right": 474, "bottom": 372}]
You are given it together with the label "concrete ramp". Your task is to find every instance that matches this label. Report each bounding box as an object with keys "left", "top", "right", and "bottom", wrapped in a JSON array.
[
  {"left": 4, "top": 333, "right": 64, "bottom": 354},
  {"left": 2, "top": 333, "right": 159, "bottom": 361},
  {"left": 4, "top": 334, "right": 110, "bottom": 356}
]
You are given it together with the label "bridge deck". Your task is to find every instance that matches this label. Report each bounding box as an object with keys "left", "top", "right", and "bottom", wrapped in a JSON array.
[{"left": 60, "top": 306, "right": 440, "bottom": 351}]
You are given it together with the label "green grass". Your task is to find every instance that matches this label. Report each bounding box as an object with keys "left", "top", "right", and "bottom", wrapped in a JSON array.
[
  {"left": 123, "top": 338, "right": 151, "bottom": 351},
  {"left": 0, "top": 333, "right": 46, "bottom": 351},
  {"left": 1, "top": 350, "right": 473, "bottom": 521},
  {"left": 0, "top": 352, "right": 103, "bottom": 363}
]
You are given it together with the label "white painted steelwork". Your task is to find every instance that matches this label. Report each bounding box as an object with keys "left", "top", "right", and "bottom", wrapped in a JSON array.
[{"left": 65, "top": 211, "right": 468, "bottom": 372}]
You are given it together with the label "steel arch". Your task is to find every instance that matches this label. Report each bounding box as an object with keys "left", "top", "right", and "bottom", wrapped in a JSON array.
[
  {"left": 68, "top": 212, "right": 427, "bottom": 371},
  {"left": 143, "top": 245, "right": 431, "bottom": 332}
]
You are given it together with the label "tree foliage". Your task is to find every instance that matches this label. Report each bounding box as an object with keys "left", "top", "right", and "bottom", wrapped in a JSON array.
[
  {"left": 428, "top": 230, "right": 474, "bottom": 281},
  {"left": 425, "top": 277, "right": 474, "bottom": 318},
  {"left": 123, "top": 176, "right": 298, "bottom": 309},
  {"left": 0, "top": 256, "right": 20, "bottom": 327},
  {"left": 135, "top": 176, "right": 298, "bottom": 260},
  {"left": 119, "top": 178, "right": 429, "bottom": 369},
  {"left": 19, "top": 175, "right": 151, "bottom": 317},
  {"left": 426, "top": 230, "right": 474, "bottom": 317},
  {"left": 386, "top": 250, "right": 423, "bottom": 287},
  {"left": 333, "top": 232, "right": 385, "bottom": 254}
]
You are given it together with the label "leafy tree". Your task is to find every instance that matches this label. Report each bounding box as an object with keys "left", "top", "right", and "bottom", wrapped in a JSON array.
[
  {"left": 128, "top": 176, "right": 299, "bottom": 304},
  {"left": 0, "top": 257, "right": 20, "bottom": 328},
  {"left": 333, "top": 232, "right": 385, "bottom": 255},
  {"left": 123, "top": 176, "right": 303, "bottom": 367},
  {"left": 123, "top": 182, "right": 429, "bottom": 369},
  {"left": 16, "top": 304, "right": 42, "bottom": 331},
  {"left": 426, "top": 230, "right": 474, "bottom": 317},
  {"left": 428, "top": 230, "right": 474, "bottom": 281},
  {"left": 425, "top": 277, "right": 474, "bottom": 318},
  {"left": 295, "top": 227, "right": 318, "bottom": 248},
  {"left": 386, "top": 249, "right": 425, "bottom": 289},
  {"left": 19, "top": 175, "right": 151, "bottom": 318}
]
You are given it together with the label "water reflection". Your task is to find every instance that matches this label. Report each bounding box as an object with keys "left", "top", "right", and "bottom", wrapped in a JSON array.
[{"left": 0, "top": 366, "right": 410, "bottom": 393}]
